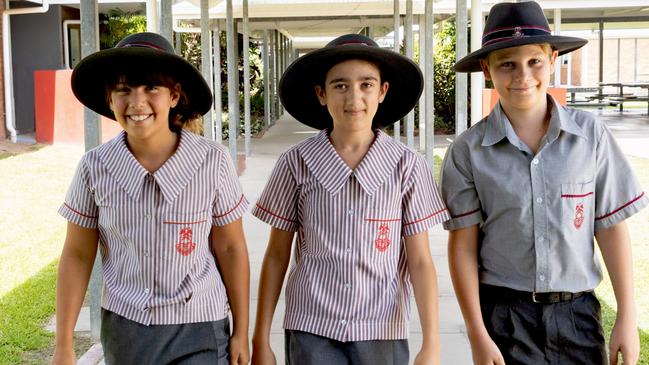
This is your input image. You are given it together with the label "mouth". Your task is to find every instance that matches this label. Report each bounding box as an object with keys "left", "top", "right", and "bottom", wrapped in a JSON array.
[
  {"left": 127, "top": 114, "right": 153, "bottom": 122},
  {"left": 510, "top": 85, "right": 536, "bottom": 93}
]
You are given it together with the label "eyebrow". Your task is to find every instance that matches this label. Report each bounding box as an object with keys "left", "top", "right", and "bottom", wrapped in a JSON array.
[{"left": 327, "top": 75, "right": 379, "bottom": 84}]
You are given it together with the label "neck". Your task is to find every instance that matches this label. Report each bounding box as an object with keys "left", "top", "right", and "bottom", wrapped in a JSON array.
[
  {"left": 501, "top": 98, "right": 551, "bottom": 132},
  {"left": 329, "top": 127, "right": 375, "bottom": 151},
  {"left": 126, "top": 130, "right": 179, "bottom": 173}
]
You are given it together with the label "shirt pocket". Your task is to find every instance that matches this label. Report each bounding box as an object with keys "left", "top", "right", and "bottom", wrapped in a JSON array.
[
  {"left": 560, "top": 181, "right": 595, "bottom": 235},
  {"left": 364, "top": 209, "right": 402, "bottom": 254},
  {"left": 162, "top": 211, "right": 212, "bottom": 259}
]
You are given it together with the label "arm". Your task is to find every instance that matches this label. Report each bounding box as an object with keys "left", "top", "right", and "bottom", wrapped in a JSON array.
[
  {"left": 211, "top": 218, "right": 251, "bottom": 365},
  {"left": 251, "top": 227, "right": 294, "bottom": 365},
  {"left": 405, "top": 231, "right": 440, "bottom": 365},
  {"left": 595, "top": 221, "right": 639, "bottom": 365},
  {"left": 51, "top": 222, "right": 99, "bottom": 365},
  {"left": 448, "top": 225, "right": 504, "bottom": 365}
]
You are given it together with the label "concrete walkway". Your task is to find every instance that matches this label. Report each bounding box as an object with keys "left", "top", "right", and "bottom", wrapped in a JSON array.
[{"left": 68, "top": 114, "right": 472, "bottom": 364}]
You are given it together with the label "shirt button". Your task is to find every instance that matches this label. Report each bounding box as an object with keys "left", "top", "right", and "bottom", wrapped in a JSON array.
[
  {"left": 536, "top": 197, "right": 543, "bottom": 204},
  {"left": 340, "top": 319, "right": 347, "bottom": 325},
  {"left": 144, "top": 212, "right": 152, "bottom": 219},
  {"left": 144, "top": 251, "right": 150, "bottom": 257},
  {"left": 532, "top": 159, "right": 540, "bottom": 165},
  {"left": 347, "top": 209, "right": 353, "bottom": 215},
  {"left": 144, "top": 288, "right": 150, "bottom": 294},
  {"left": 344, "top": 283, "right": 352, "bottom": 289},
  {"left": 345, "top": 247, "right": 352, "bottom": 253},
  {"left": 539, "top": 274, "right": 546, "bottom": 282},
  {"left": 538, "top": 236, "right": 544, "bottom": 242}
]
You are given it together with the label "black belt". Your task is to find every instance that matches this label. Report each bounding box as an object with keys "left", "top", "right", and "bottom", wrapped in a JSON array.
[{"left": 480, "top": 284, "right": 591, "bottom": 304}]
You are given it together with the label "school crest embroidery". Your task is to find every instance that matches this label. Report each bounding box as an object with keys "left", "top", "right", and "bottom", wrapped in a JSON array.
[
  {"left": 573, "top": 203, "right": 584, "bottom": 229},
  {"left": 512, "top": 26, "right": 524, "bottom": 38},
  {"left": 176, "top": 227, "right": 196, "bottom": 256},
  {"left": 374, "top": 223, "right": 391, "bottom": 252}
]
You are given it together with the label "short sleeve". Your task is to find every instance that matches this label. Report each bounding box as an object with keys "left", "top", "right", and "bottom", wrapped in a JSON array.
[
  {"left": 212, "top": 152, "right": 249, "bottom": 226},
  {"left": 58, "top": 158, "right": 98, "bottom": 228},
  {"left": 593, "top": 125, "right": 648, "bottom": 230},
  {"left": 401, "top": 155, "right": 450, "bottom": 236},
  {"left": 251, "top": 153, "right": 299, "bottom": 232},
  {"left": 440, "top": 141, "right": 484, "bottom": 230}
]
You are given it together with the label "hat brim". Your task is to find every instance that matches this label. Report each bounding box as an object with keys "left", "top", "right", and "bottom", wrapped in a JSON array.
[
  {"left": 279, "top": 46, "right": 423, "bottom": 130},
  {"left": 454, "top": 35, "right": 588, "bottom": 72},
  {"left": 71, "top": 47, "right": 212, "bottom": 120}
]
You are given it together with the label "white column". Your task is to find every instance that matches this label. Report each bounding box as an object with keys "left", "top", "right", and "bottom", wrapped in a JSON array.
[
  {"left": 470, "top": 0, "right": 483, "bottom": 124},
  {"left": 200, "top": 0, "right": 213, "bottom": 140},
  {"left": 424, "top": 0, "right": 434, "bottom": 166},
  {"left": 455, "top": 0, "right": 468, "bottom": 136},
  {"left": 405, "top": 0, "right": 414, "bottom": 148},
  {"left": 418, "top": 14, "right": 426, "bottom": 151},
  {"left": 553, "top": 8, "right": 561, "bottom": 86},
  {"left": 393, "top": 0, "right": 400, "bottom": 140},
  {"left": 226, "top": 0, "right": 238, "bottom": 160},
  {"left": 146, "top": 0, "right": 159, "bottom": 33},
  {"left": 243, "top": 0, "right": 251, "bottom": 156}
]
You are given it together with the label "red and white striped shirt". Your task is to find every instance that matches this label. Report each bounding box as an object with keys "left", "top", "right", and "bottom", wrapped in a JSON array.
[
  {"left": 59, "top": 130, "right": 248, "bottom": 325},
  {"left": 252, "top": 129, "right": 449, "bottom": 341}
]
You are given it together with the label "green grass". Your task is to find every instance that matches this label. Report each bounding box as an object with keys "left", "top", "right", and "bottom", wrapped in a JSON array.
[{"left": 0, "top": 261, "right": 57, "bottom": 365}]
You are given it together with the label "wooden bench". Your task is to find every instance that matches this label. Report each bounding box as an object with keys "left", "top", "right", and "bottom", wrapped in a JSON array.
[{"left": 608, "top": 95, "right": 649, "bottom": 113}]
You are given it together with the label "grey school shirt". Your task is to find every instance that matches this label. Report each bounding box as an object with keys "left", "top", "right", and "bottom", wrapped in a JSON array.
[{"left": 440, "top": 97, "right": 648, "bottom": 293}]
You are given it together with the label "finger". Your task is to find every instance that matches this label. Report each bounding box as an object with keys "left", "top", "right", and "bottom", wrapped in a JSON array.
[
  {"left": 494, "top": 355, "right": 506, "bottom": 365},
  {"left": 620, "top": 347, "right": 639, "bottom": 365}
]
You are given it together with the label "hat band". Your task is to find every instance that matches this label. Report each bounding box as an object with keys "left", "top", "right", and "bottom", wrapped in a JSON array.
[
  {"left": 482, "top": 26, "right": 551, "bottom": 47},
  {"left": 118, "top": 41, "right": 166, "bottom": 51}
]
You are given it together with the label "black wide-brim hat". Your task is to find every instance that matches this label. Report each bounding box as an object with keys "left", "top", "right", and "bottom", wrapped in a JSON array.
[
  {"left": 279, "top": 34, "right": 423, "bottom": 130},
  {"left": 454, "top": 1, "right": 588, "bottom": 72},
  {"left": 71, "top": 32, "right": 212, "bottom": 120}
]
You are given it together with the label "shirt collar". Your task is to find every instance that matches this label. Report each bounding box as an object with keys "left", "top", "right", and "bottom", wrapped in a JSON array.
[
  {"left": 482, "top": 95, "right": 588, "bottom": 148},
  {"left": 98, "top": 130, "right": 209, "bottom": 203},
  {"left": 298, "top": 129, "right": 404, "bottom": 196}
]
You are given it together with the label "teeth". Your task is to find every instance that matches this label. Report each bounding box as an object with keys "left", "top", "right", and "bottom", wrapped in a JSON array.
[{"left": 129, "top": 115, "right": 150, "bottom": 121}]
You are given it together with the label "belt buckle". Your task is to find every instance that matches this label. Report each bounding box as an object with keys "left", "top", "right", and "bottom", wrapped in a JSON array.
[{"left": 532, "top": 292, "right": 540, "bottom": 303}]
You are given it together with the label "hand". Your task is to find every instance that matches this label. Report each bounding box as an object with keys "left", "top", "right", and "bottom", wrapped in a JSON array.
[
  {"left": 251, "top": 340, "right": 277, "bottom": 365},
  {"left": 50, "top": 346, "right": 75, "bottom": 365},
  {"left": 414, "top": 347, "right": 440, "bottom": 365},
  {"left": 609, "top": 317, "right": 639, "bottom": 365},
  {"left": 229, "top": 333, "right": 251, "bottom": 365},
  {"left": 468, "top": 331, "right": 505, "bottom": 365}
]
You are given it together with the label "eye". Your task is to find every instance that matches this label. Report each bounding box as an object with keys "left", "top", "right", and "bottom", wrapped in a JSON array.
[
  {"left": 529, "top": 58, "right": 543, "bottom": 66},
  {"left": 113, "top": 85, "right": 130, "bottom": 94},
  {"left": 500, "top": 61, "right": 514, "bottom": 69},
  {"left": 146, "top": 85, "right": 160, "bottom": 92},
  {"left": 332, "top": 83, "right": 348, "bottom": 90},
  {"left": 362, "top": 81, "right": 375, "bottom": 88}
]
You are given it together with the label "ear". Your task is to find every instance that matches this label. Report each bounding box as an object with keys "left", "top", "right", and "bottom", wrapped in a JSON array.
[
  {"left": 480, "top": 59, "right": 492, "bottom": 81},
  {"left": 315, "top": 85, "right": 327, "bottom": 106},
  {"left": 170, "top": 83, "right": 181, "bottom": 108},
  {"left": 378, "top": 81, "right": 389, "bottom": 103},
  {"left": 549, "top": 50, "right": 559, "bottom": 74}
]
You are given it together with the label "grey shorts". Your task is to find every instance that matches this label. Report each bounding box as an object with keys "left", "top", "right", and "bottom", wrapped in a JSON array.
[
  {"left": 285, "top": 329, "right": 409, "bottom": 365},
  {"left": 100, "top": 309, "right": 230, "bottom": 365}
]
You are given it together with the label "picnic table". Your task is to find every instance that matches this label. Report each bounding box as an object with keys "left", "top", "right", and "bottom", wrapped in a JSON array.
[
  {"left": 598, "top": 82, "right": 649, "bottom": 113},
  {"left": 565, "top": 85, "right": 619, "bottom": 108}
]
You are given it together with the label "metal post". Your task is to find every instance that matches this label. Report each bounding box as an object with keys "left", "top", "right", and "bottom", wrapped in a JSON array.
[
  {"left": 263, "top": 30, "right": 271, "bottom": 128},
  {"left": 213, "top": 26, "right": 223, "bottom": 142},
  {"left": 200, "top": 0, "right": 214, "bottom": 140},
  {"left": 243, "top": 0, "right": 251, "bottom": 156},
  {"left": 553, "top": 9, "right": 561, "bottom": 86},
  {"left": 393, "top": 0, "right": 400, "bottom": 140},
  {"left": 160, "top": 0, "right": 173, "bottom": 42},
  {"left": 175, "top": 32, "right": 182, "bottom": 55},
  {"left": 418, "top": 14, "right": 426, "bottom": 151},
  {"left": 79, "top": 0, "right": 101, "bottom": 340},
  {"left": 273, "top": 30, "right": 280, "bottom": 119},
  {"left": 599, "top": 21, "right": 604, "bottom": 84},
  {"left": 424, "top": 0, "right": 434, "bottom": 167},
  {"left": 405, "top": 0, "right": 414, "bottom": 149},
  {"left": 226, "top": 0, "right": 238, "bottom": 160},
  {"left": 455, "top": 0, "right": 468, "bottom": 136},
  {"left": 470, "top": 0, "right": 483, "bottom": 124}
]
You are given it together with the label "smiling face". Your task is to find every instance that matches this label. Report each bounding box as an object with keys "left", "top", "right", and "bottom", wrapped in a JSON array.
[
  {"left": 480, "top": 44, "right": 558, "bottom": 114},
  {"left": 108, "top": 78, "right": 180, "bottom": 141},
  {"left": 315, "top": 59, "right": 389, "bottom": 133}
]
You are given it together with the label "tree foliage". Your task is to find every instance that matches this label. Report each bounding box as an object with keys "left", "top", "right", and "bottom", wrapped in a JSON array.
[
  {"left": 433, "top": 19, "right": 456, "bottom": 134},
  {"left": 99, "top": 10, "right": 147, "bottom": 49}
]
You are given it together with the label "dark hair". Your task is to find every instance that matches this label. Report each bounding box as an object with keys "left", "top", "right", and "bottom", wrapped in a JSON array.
[{"left": 104, "top": 69, "right": 203, "bottom": 134}]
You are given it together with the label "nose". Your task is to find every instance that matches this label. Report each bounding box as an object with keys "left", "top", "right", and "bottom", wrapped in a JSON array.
[{"left": 128, "top": 87, "right": 148, "bottom": 107}]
